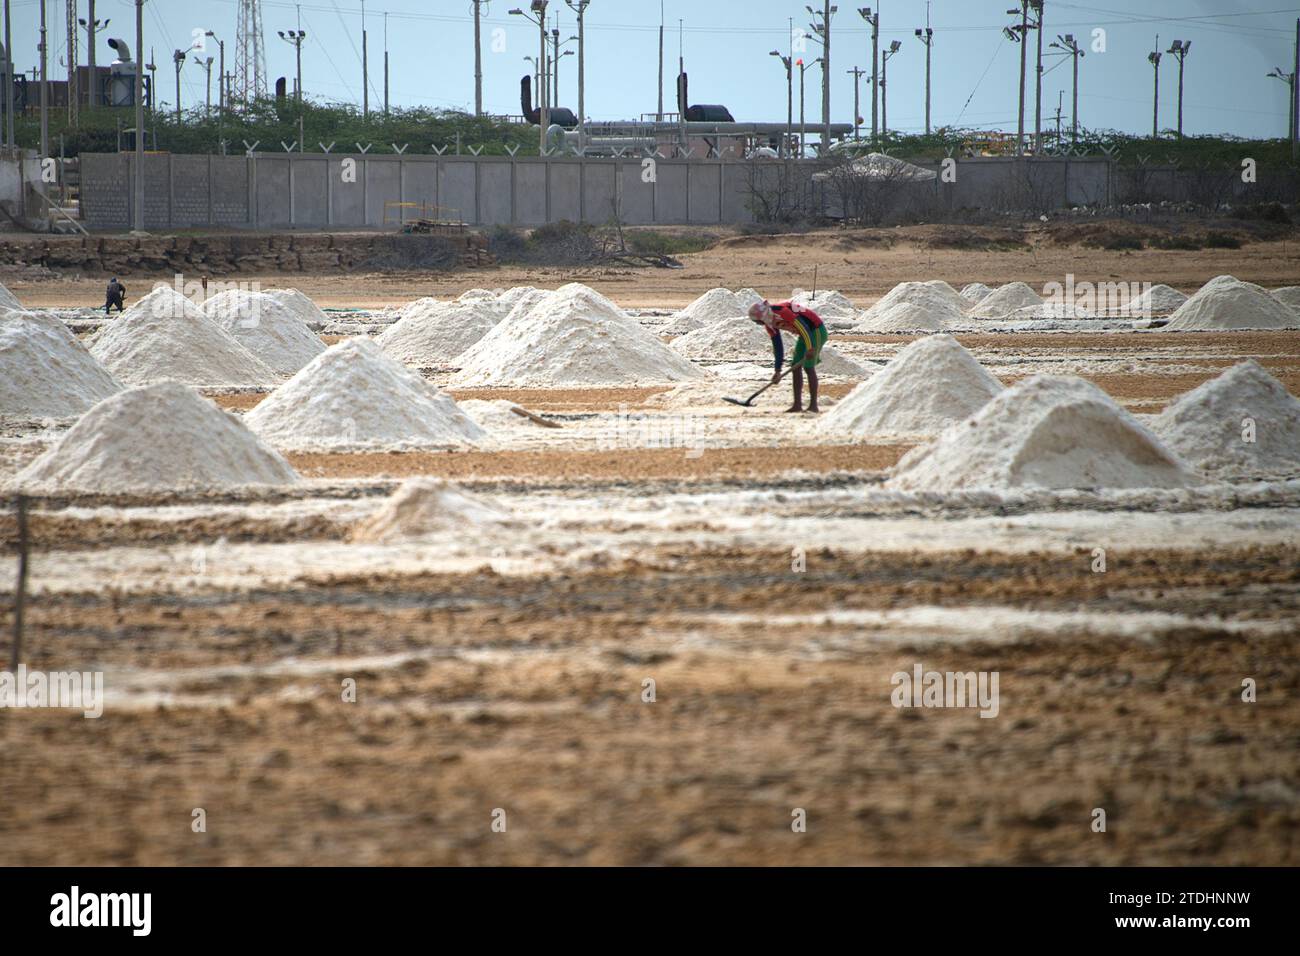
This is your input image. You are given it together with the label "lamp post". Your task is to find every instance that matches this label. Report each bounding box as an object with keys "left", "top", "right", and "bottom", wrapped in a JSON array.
[
  {"left": 200, "top": 55, "right": 214, "bottom": 118},
  {"left": 1148, "top": 38, "right": 1162, "bottom": 139},
  {"left": 510, "top": 2, "right": 550, "bottom": 153},
  {"left": 857, "top": 7, "right": 879, "bottom": 146},
  {"left": 806, "top": 3, "right": 837, "bottom": 155},
  {"left": 361, "top": 0, "right": 368, "bottom": 120},
  {"left": 550, "top": 25, "right": 576, "bottom": 104},
  {"left": 881, "top": 40, "right": 900, "bottom": 137},
  {"left": 1004, "top": 2, "right": 1034, "bottom": 155},
  {"left": 1048, "top": 33, "right": 1083, "bottom": 142},
  {"left": 1269, "top": 66, "right": 1296, "bottom": 142},
  {"left": 797, "top": 57, "right": 820, "bottom": 157},
  {"left": 914, "top": 27, "right": 933, "bottom": 135},
  {"left": 565, "top": 1, "right": 589, "bottom": 145},
  {"left": 1166, "top": 39, "right": 1190, "bottom": 138},
  {"left": 205, "top": 32, "right": 225, "bottom": 116},
  {"left": 134, "top": 0, "right": 144, "bottom": 232},
  {"left": 771, "top": 51, "right": 793, "bottom": 156},
  {"left": 173, "top": 48, "right": 186, "bottom": 123},
  {"left": 78, "top": 7, "right": 110, "bottom": 110},
  {"left": 846, "top": 65, "right": 865, "bottom": 141}
]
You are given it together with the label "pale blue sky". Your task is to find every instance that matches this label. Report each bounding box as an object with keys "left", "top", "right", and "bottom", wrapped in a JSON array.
[{"left": 9, "top": 0, "right": 1299, "bottom": 137}]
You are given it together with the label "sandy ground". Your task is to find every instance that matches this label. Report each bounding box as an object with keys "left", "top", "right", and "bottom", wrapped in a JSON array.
[{"left": 2, "top": 237, "right": 1299, "bottom": 866}]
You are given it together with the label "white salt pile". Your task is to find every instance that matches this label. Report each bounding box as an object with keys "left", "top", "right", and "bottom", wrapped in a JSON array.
[
  {"left": 202, "top": 288, "right": 326, "bottom": 376},
  {"left": 0, "top": 282, "right": 22, "bottom": 311},
  {"left": 1150, "top": 361, "right": 1300, "bottom": 479},
  {"left": 1270, "top": 286, "right": 1300, "bottom": 312},
  {"left": 960, "top": 282, "right": 995, "bottom": 305},
  {"left": 669, "top": 317, "right": 869, "bottom": 378},
  {"left": 1, "top": 311, "right": 122, "bottom": 419},
  {"left": 663, "top": 288, "right": 762, "bottom": 336},
  {"left": 888, "top": 375, "right": 1190, "bottom": 492},
  {"left": 376, "top": 299, "right": 500, "bottom": 367},
  {"left": 791, "top": 288, "right": 857, "bottom": 319},
  {"left": 1164, "top": 276, "right": 1297, "bottom": 331},
  {"left": 496, "top": 285, "right": 541, "bottom": 310},
  {"left": 90, "top": 285, "right": 280, "bottom": 388},
  {"left": 10, "top": 381, "right": 298, "bottom": 494},
  {"left": 1130, "top": 284, "right": 1188, "bottom": 314},
  {"left": 854, "top": 300, "right": 959, "bottom": 333},
  {"left": 498, "top": 287, "right": 553, "bottom": 324},
  {"left": 1006, "top": 302, "right": 1094, "bottom": 321},
  {"left": 265, "top": 288, "right": 331, "bottom": 331},
  {"left": 452, "top": 282, "right": 706, "bottom": 387},
  {"left": 857, "top": 281, "right": 967, "bottom": 322},
  {"left": 967, "top": 281, "right": 1044, "bottom": 319},
  {"left": 246, "top": 338, "right": 484, "bottom": 452},
  {"left": 825, "top": 334, "right": 1002, "bottom": 437},
  {"left": 351, "top": 478, "right": 513, "bottom": 543}
]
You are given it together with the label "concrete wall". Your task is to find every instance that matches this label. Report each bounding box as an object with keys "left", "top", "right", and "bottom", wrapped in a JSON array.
[{"left": 78, "top": 152, "right": 1289, "bottom": 232}]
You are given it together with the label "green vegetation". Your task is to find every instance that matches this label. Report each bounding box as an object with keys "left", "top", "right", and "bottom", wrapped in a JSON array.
[{"left": 16, "top": 98, "right": 537, "bottom": 158}]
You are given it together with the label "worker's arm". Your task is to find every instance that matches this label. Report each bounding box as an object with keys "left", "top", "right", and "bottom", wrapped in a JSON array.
[{"left": 768, "top": 327, "right": 784, "bottom": 383}]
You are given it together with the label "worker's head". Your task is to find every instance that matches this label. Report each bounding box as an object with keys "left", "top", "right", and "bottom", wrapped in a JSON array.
[{"left": 748, "top": 301, "right": 775, "bottom": 328}]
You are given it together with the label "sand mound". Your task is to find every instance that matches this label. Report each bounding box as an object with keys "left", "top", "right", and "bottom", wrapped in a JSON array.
[
  {"left": 967, "top": 282, "right": 1044, "bottom": 319},
  {"left": 1164, "top": 277, "right": 1297, "bottom": 331},
  {"left": 90, "top": 286, "right": 280, "bottom": 388},
  {"left": 1, "top": 311, "right": 123, "bottom": 419},
  {"left": 791, "top": 289, "right": 857, "bottom": 318},
  {"left": 264, "top": 288, "right": 330, "bottom": 330},
  {"left": 202, "top": 288, "right": 326, "bottom": 375},
  {"left": 351, "top": 478, "right": 512, "bottom": 542},
  {"left": 0, "top": 282, "right": 21, "bottom": 311},
  {"left": 1150, "top": 361, "right": 1300, "bottom": 479},
  {"left": 1271, "top": 286, "right": 1300, "bottom": 312},
  {"left": 960, "top": 282, "right": 995, "bottom": 305},
  {"left": 664, "top": 288, "right": 761, "bottom": 335},
  {"left": 246, "top": 338, "right": 484, "bottom": 452},
  {"left": 1130, "top": 284, "right": 1188, "bottom": 315},
  {"left": 451, "top": 283, "right": 705, "bottom": 387},
  {"left": 11, "top": 381, "right": 298, "bottom": 494},
  {"left": 670, "top": 317, "right": 869, "bottom": 378},
  {"left": 376, "top": 299, "right": 500, "bottom": 366},
  {"left": 826, "top": 334, "right": 1002, "bottom": 437},
  {"left": 889, "top": 375, "right": 1190, "bottom": 491}
]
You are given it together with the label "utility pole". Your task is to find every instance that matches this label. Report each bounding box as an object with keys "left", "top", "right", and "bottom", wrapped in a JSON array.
[
  {"left": 1294, "top": 19, "right": 1299, "bottom": 161},
  {"left": 881, "top": 40, "right": 900, "bottom": 137},
  {"left": 808, "top": 2, "right": 835, "bottom": 155},
  {"left": 472, "top": 0, "right": 484, "bottom": 116},
  {"left": 1016, "top": 2, "right": 1029, "bottom": 154},
  {"left": 201, "top": 56, "right": 214, "bottom": 118},
  {"left": 1054, "top": 89, "right": 1062, "bottom": 145},
  {"left": 798, "top": 58, "right": 817, "bottom": 157},
  {"left": 771, "top": 51, "right": 793, "bottom": 155},
  {"left": 512, "top": 2, "right": 550, "bottom": 154},
  {"left": 915, "top": 25, "right": 933, "bottom": 136},
  {"left": 1049, "top": 33, "right": 1083, "bottom": 143},
  {"left": 565, "top": 1, "right": 589, "bottom": 143},
  {"left": 383, "top": 12, "right": 389, "bottom": 114},
  {"left": 173, "top": 48, "right": 185, "bottom": 123},
  {"left": 1166, "top": 39, "right": 1189, "bottom": 137},
  {"left": 133, "top": 0, "right": 144, "bottom": 232},
  {"left": 40, "top": 0, "right": 49, "bottom": 159},
  {"left": 361, "top": 0, "right": 368, "bottom": 120},
  {"left": 4, "top": 0, "right": 14, "bottom": 150},
  {"left": 80, "top": 1, "right": 109, "bottom": 110},
  {"left": 657, "top": 0, "right": 664, "bottom": 121},
  {"left": 1269, "top": 67, "right": 1295, "bottom": 142},
  {"left": 206, "top": 32, "right": 226, "bottom": 116},
  {"left": 278, "top": 27, "right": 306, "bottom": 150},
  {"left": 65, "top": 0, "right": 78, "bottom": 127},
  {"left": 1148, "top": 35, "right": 1161, "bottom": 139},
  {"left": 858, "top": 8, "right": 879, "bottom": 147},
  {"left": 847, "top": 65, "right": 865, "bottom": 140},
  {"left": 1033, "top": 0, "right": 1044, "bottom": 154}
]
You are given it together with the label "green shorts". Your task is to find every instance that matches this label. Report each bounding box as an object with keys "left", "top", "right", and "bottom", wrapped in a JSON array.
[{"left": 790, "top": 325, "right": 828, "bottom": 370}]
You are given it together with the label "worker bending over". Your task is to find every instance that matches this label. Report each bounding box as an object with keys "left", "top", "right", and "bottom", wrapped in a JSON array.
[{"left": 748, "top": 299, "right": 828, "bottom": 413}]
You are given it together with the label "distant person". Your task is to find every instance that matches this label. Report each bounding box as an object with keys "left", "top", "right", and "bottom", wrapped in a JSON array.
[
  {"left": 748, "top": 299, "right": 827, "bottom": 413},
  {"left": 104, "top": 277, "right": 126, "bottom": 316}
]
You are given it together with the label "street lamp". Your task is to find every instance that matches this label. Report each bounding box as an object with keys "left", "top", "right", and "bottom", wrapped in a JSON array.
[
  {"left": 914, "top": 27, "right": 933, "bottom": 135},
  {"left": 511, "top": 1, "right": 550, "bottom": 153},
  {"left": 771, "top": 50, "right": 793, "bottom": 156},
  {"left": 172, "top": 48, "right": 186, "bottom": 123},
  {"left": 1148, "top": 40, "right": 1162, "bottom": 139},
  {"left": 1269, "top": 66, "right": 1296, "bottom": 141},
  {"left": 1048, "top": 33, "right": 1084, "bottom": 143},
  {"left": 1166, "top": 39, "right": 1190, "bottom": 137},
  {"left": 796, "top": 57, "right": 820, "bottom": 156},
  {"left": 205, "top": 31, "right": 225, "bottom": 115},
  {"left": 805, "top": 3, "right": 838, "bottom": 154},
  {"left": 858, "top": 7, "right": 879, "bottom": 146},
  {"left": 77, "top": 11, "right": 110, "bottom": 109},
  {"left": 881, "top": 39, "right": 900, "bottom": 137}
]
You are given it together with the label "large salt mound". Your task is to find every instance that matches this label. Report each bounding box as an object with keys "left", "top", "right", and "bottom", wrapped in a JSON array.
[
  {"left": 1, "top": 311, "right": 123, "bottom": 419},
  {"left": 960, "top": 282, "right": 995, "bottom": 305},
  {"left": 825, "top": 334, "right": 1002, "bottom": 437},
  {"left": 854, "top": 299, "right": 958, "bottom": 333},
  {"left": 376, "top": 299, "right": 499, "bottom": 366},
  {"left": 202, "top": 288, "right": 326, "bottom": 375},
  {"left": 1164, "top": 277, "right": 1297, "bottom": 331},
  {"left": 664, "top": 288, "right": 758, "bottom": 335},
  {"left": 246, "top": 338, "right": 484, "bottom": 452},
  {"left": 888, "top": 375, "right": 1190, "bottom": 492},
  {"left": 1270, "top": 286, "right": 1300, "bottom": 312},
  {"left": 1130, "top": 283, "right": 1188, "bottom": 315},
  {"left": 792, "top": 288, "right": 857, "bottom": 318},
  {"left": 857, "top": 281, "right": 966, "bottom": 323},
  {"left": 0, "top": 282, "right": 21, "bottom": 311},
  {"left": 967, "top": 282, "right": 1043, "bottom": 319},
  {"left": 669, "top": 317, "right": 869, "bottom": 378},
  {"left": 1150, "top": 361, "right": 1300, "bottom": 479},
  {"left": 351, "top": 478, "right": 512, "bottom": 543},
  {"left": 11, "top": 382, "right": 298, "bottom": 494},
  {"left": 91, "top": 286, "right": 280, "bottom": 388},
  {"left": 265, "top": 288, "right": 330, "bottom": 330},
  {"left": 451, "top": 282, "right": 705, "bottom": 387}
]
